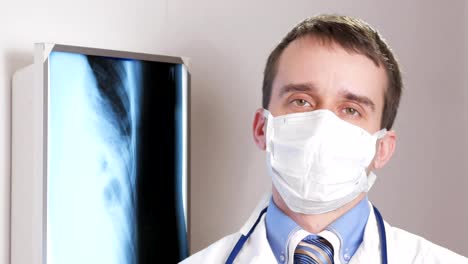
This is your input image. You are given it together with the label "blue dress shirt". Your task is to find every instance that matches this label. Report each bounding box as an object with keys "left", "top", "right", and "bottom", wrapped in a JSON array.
[{"left": 265, "top": 196, "right": 370, "bottom": 264}]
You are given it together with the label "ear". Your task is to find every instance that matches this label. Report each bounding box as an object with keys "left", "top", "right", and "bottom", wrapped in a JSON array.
[
  {"left": 253, "top": 108, "right": 267, "bottom": 151},
  {"left": 372, "top": 130, "right": 396, "bottom": 169}
]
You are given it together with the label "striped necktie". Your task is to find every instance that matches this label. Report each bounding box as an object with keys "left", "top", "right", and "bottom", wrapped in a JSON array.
[{"left": 294, "top": 235, "right": 334, "bottom": 264}]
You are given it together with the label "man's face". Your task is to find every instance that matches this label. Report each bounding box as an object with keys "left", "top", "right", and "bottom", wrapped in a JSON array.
[
  {"left": 253, "top": 36, "right": 396, "bottom": 170},
  {"left": 269, "top": 36, "right": 387, "bottom": 133}
]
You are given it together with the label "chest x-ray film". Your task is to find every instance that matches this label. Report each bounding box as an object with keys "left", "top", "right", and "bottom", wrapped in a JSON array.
[{"left": 46, "top": 46, "right": 189, "bottom": 263}]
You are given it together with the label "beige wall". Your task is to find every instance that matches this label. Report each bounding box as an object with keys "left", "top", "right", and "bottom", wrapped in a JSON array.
[
  {"left": 366, "top": 0, "right": 468, "bottom": 256},
  {"left": 465, "top": 0, "right": 468, "bottom": 193},
  {"left": 0, "top": 0, "right": 467, "bottom": 262}
]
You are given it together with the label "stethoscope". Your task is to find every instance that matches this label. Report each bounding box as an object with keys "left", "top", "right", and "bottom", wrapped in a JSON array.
[{"left": 226, "top": 206, "right": 388, "bottom": 264}]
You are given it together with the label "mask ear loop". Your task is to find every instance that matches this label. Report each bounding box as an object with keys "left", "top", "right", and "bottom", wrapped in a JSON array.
[
  {"left": 263, "top": 109, "right": 274, "bottom": 154},
  {"left": 367, "top": 128, "right": 387, "bottom": 178},
  {"left": 366, "top": 171, "right": 378, "bottom": 190},
  {"left": 374, "top": 128, "right": 388, "bottom": 139}
]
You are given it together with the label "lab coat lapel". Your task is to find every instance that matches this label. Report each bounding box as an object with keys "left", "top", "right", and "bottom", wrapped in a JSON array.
[
  {"left": 234, "top": 192, "right": 276, "bottom": 263},
  {"left": 235, "top": 213, "right": 277, "bottom": 263},
  {"left": 349, "top": 202, "right": 383, "bottom": 264}
]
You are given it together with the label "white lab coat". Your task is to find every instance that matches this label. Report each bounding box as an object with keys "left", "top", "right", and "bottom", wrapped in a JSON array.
[{"left": 180, "top": 194, "right": 468, "bottom": 264}]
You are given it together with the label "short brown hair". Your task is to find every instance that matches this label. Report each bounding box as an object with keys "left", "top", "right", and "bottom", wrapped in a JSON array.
[{"left": 262, "top": 14, "right": 402, "bottom": 129}]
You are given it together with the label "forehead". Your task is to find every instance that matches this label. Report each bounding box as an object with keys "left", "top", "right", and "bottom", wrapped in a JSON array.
[{"left": 272, "top": 36, "right": 387, "bottom": 109}]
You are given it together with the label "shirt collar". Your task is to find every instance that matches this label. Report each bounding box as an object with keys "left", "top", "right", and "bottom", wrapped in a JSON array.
[
  {"left": 265, "top": 198, "right": 301, "bottom": 263},
  {"left": 265, "top": 196, "right": 370, "bottom": 264}
]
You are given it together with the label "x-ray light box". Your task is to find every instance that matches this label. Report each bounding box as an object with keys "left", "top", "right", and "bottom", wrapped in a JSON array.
[{"left": 11, "top": 43, "right": 190, "bottom": 264}]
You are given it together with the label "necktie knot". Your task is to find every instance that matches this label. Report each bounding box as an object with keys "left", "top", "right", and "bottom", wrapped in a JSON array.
[{"left": 294, "top": 235, "right": 334, "bottom": 264}]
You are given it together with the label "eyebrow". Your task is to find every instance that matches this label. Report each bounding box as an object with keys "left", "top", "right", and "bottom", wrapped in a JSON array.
[
  {"left": 279, "top": 83, "right": 318, "bottom": 97},
  {"left": 339, "top": 90, "right": 376, "bottom": 112},
  {"left": 279, "top": 82, "right": 376, "bottom": 112}
]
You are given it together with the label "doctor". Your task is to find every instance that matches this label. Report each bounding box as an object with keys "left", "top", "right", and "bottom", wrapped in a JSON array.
[{"left": 181, "top": 14, "right": 468, "bottom": 263}]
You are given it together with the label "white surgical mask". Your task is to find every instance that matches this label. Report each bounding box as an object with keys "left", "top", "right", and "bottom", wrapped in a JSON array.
[{"left": 264, "top": 109, "right": 386, "bottom": 214}]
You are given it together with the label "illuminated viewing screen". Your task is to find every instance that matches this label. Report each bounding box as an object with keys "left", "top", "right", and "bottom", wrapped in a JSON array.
[{"left": 47, "top": 50, "right": 188, "bottom": 263}]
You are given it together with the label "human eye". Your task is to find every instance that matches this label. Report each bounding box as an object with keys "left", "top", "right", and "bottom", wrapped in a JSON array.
[
  {"left": 342, "top": 107, "right": 361, "bottom": 117},
  {"left": 291, "top": 98, "right": 312, "bottom": 107}
]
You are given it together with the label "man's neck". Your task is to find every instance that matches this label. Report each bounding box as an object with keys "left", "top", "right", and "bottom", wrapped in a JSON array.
[{"left": 271, "top": 187, "right": 367, "bottom": 234}]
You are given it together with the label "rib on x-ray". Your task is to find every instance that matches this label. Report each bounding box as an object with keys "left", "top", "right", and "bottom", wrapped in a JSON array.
[{"left": 48, "top": 51, "right": 188, "bottom": 263}]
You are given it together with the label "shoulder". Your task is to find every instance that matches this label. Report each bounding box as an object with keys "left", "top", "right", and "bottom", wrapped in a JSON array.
[
  {"left": 387, "top": 224, "right": 468, "bottom": 263},
  {"left": 180, "top": 193, "right": 272, "bottom": 264},
  {"left": 179, "top": 232, "right": 241, "bottom": 264}
]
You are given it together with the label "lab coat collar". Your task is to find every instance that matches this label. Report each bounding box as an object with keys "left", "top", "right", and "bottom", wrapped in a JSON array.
[
  {"left": 348, "top": 202, "right": 383, "bottom": 264},
  {"left": 239, "top": 191, "right": 271, "bottom": 236}
]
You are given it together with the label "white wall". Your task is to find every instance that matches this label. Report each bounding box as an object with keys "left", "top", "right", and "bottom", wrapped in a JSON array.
[{"left": 1, "top": 0, "right": 467, "bottom": 262}]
